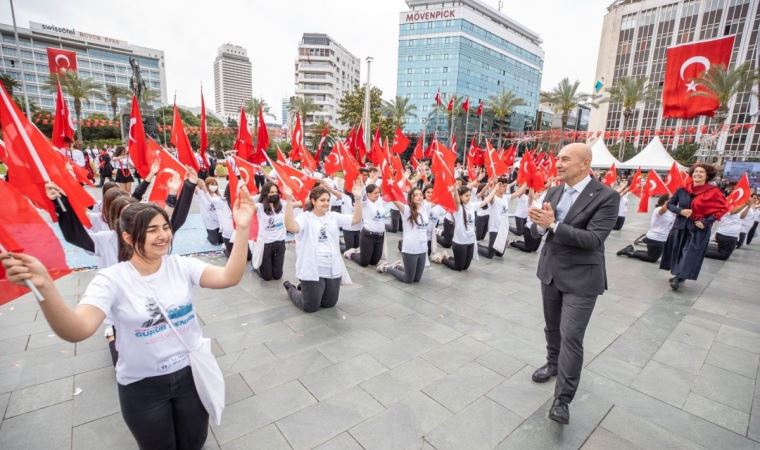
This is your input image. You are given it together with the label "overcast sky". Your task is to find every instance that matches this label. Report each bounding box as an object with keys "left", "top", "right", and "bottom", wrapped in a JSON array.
[{"left": 2, "top": 0, "right": 611, "bottom": 121}]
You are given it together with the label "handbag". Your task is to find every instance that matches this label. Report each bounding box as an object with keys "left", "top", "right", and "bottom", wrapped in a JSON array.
[{"left": 152, "top": 296, "right": 225, "bottom": 426}]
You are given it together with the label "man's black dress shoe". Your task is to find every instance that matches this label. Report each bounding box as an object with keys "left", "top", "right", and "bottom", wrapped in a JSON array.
[
  {"left": 531, "top": 364, "right": 558, "bottom": 383},
  {"left": 548, "top": 398, "right": 569, "bottom": 424}
]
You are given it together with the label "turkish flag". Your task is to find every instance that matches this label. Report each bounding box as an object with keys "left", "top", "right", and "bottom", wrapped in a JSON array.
[
  {"left": 127, "top": 96, "right": 150, "bottom": 178},
  {"left": 501, "top": 144, "right": 517, "bottom": 168},
  {"left": 355, "top": 124, "right": 366, "bottom": 163},
  {"left": 225, "top": 158, "right": 258, "bottom": 239},
  {"left": 170, "top": 104, "right": 199, "bottom": 172},
  {"left": 269, "top": 156, "right": 317, "bottom": 204},
  {"left": 0, "top": 180, "right": 71, "bottom": 305},
  {"left": 484, "top": 147, "right": 508, "bottom": 179},
  {"left": 276, "top": 145, "right": 288, "bottom": 165},
  {"left": 52, "top": 82, "right": 75, "bottom": 148},
  {"left": 199, "top": 90, "right": 208, "bottom": 169},
  {"left": 233, "top": 107, "right": 254, "bottom": 161},
  {"left": 638, "top": 169, "right": 669, "bottom": 213},
  {"left": 381, "top": 162, "right": 406, "bottom": 204},
  {"left": 231, "top": 155, "right": 260, "bottom": 195},
  {"left": 412, "top": 135, "right": 424, "bottom": 161},
  {"left": 462, "top": 97, "right": 470, "bottom": 113},
  {"left": 602, "top": 163, "right": 617, "bottom": 186},
  {"left": 146, "top": 138, "right": 188, "bottom": 205},
  {"left": 323, "top": 148, "right": 341, "bottom": 176},
  {"left": 367, "top": 129, "right": 384, "bottom": 166},
  {"left": 254, "top": 107, "right": 269, "bottom": 165},
  {"left": 629, "top": 167, "right": 643, "bottom": 197},
  {"left": 315, "top": 126, "right": 329, "bottom": 162},
  {"left": 434, "top": 89, "right": 442, "bottom": 107},
  {"left": 46, "top": 48, "right": 77, "bottom": 74},
  {"left": 390, "top": 127, "right": 410, "bottom": 154},
  {"left": 664, "top": 162, "right": 683, "bottom": 194},
  {"left": 337, "top": 141, "right": 361, "bottom": 192},
  {"left": 727, "top": 173, "right": 750, "bottom": 209},
  {"left": 476, "top": 100, "right": 483, "bottom": 117},
  {"left": 447, "top": 96, "right": 455, "bottom": 112},
  {"left": 430, "top": 152, "right": 456, "bottom": 213},
  {"left": 662, "top": 36, "right": 735, "bottom": 119},
  {"left": 290, "top": 114, "right": 303, "bottom": 162},
  {"left": 300, "top": 146, "right": 317, "bottom": 173},
  {"left": 0, "top": 85, "right": 94, "bottom": 227}
]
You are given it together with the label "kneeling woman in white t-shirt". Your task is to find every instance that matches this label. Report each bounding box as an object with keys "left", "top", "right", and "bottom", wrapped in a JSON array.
[
  {"left": 437, "top": 185, "right": 482, "bottom": 271},
  {"left": 378, "top": 187, "right": 430, "bottom": 283},
  {"left": 253, "top": 182, "right": 287, "bottom": 281},
  {"left": 0, "top": 191, "right": 255, "bottom": 450},
  {"left": 282, "top": 184, "right": 363, "bottom": 313}
]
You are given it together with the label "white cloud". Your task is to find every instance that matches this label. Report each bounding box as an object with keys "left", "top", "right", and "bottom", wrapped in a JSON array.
[{"left": 2, "top": 0, "right": 609, "bottom": 122}]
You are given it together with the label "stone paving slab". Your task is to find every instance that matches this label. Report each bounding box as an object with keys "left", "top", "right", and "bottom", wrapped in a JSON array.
[{"left": 1, "top": 200, "right": 760, "bottom": 449}]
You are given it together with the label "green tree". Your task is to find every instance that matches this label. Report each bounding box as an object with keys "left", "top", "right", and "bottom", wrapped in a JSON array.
[
  {"left": 45, "top": 71, "right": 105, "bottom": 141},
  {"left": 139, "top": 87, "right": 161, "bottom": 106},
  {"left": 104, "top": 84, "right": 132, "bottom": 120},
  {"left": 0, "top": 73, "right": 19, "bottom": 97},
  {"left": 540, "top": 78, "right": 589, "bottom": 130},
  {"left": 672, "top": 142, "right": 699, "bottom": 166},
  {"left": 244, "top": 97, "right": 275, "bottom": 137},
  {"left": 381, "top": 96, "right": 417, "bottom": 128},
  {"left": 593, "top": 76, "right": 657, "bottom": 159},
  {"left": 488, "top": 90, "right": 527, "bottom": 148},
  {"left": 289, "top": 96, "right": 319, "bottom": 125},
  {"left": 337, "top": 85, "right": 394, "bottom": 139}
]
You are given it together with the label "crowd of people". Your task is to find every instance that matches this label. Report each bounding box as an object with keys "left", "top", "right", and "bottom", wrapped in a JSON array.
[{"left": 2, "top": 140, "right": 758, "bottom": 446}]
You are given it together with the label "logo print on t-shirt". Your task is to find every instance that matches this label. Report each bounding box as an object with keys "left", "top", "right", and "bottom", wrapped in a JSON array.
[
  {"left": 142, "top": 297, "right": 166, "bottom": 328},
  {"left": 318, "top": 225, "right": 328, "bottom": 242}
]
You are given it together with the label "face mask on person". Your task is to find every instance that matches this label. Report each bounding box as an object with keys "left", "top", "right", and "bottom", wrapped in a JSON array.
[
  {"left": 268, "top": 194, "right": 280, "bottom": 203},
  {"left": 209, "top": 185, "right": 218, "bottom": 193}
]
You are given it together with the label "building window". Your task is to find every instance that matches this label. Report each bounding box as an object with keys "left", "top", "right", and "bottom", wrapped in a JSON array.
[
  {"left": 407, "top": 81, "right": 412, "bottom": 87},
  {"left": 446, "top": 20, "right": 452, "bottom": 27},
  {"left": 442, "top": 80, "right": 448, "bottom": 86},
  {"left": 425, "top": 67, "right": 430, "bottom": 74},
  {"left": 427, "top": 22, "right": 433, "bottom": 28},
  {"left": 443, "top": 67, "right": 448, "bottom": 73},
  {"left": 407, "top": 68, "right": 413, "bottom": 74},
  {"left": 407, "top": 56, "right": 413, "bottom": 61},
  {"left": 423, "top": 93, "right": 429, "bottom": 99},
  {"left": 444, "top": 54, "right": 449, "bottom": 60},
  {"left": 444, "top": 37, "right": 450, "bottom": 44},
  {"left": 424, "top": 80, "right": 429, "bottom": 86},
  {"left": 427, "top": 38, "right": 432, "bottom": 45},
  {"left": 426, "top": 55, "right": 431, "bottom": 61}
]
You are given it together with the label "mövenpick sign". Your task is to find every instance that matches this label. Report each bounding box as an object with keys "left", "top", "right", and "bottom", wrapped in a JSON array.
[{"left": 405, "top": 9, "right": 456, "bottom": 22}]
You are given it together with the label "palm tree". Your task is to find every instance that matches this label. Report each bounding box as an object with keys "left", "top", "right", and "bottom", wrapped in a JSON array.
[
  {"left": 593, "top": 76, "right": 657, "bottom": 159},
  {"left": 289, "top": 96, "right": 319, "bottom": 125},
  {"left": 244, "top": 97, "right": 275, "bottom": 136},
  {"left": 541, "top": 78, "right": 589, "bottom": 130},
  {"left": 46, "top": 71, "right": 105, "bottom": 141},
  {"left": 382, "top": 96, "right": 417, "bottom": 128},
  {"left": 488, "top": 90, "right": 527, "bottom": 148},
  {"left": 139, "top": 87, "right": 161, "bottom": 106},
  {"left": 0, "top": 73, "right": 19, "bottom": 96},
  {"left": 691, "top": 62, "right": 756, "bottom": 163},
  {"left": 104, "top": 84, "right": 132, "bottom": 120}
]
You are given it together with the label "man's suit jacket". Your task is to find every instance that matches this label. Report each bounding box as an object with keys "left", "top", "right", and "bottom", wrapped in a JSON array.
[{"left": 531, "top": 178, "right": 620, "bottom": 296}]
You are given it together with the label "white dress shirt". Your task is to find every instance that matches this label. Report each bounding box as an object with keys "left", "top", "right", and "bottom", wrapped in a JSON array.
[{"left": 538, "top": 175, "right": 592, "bottom": 234}]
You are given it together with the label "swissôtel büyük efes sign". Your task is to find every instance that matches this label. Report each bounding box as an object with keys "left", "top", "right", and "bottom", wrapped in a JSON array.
[
  {"left": 404, "top": 9, "right": 456, "bottom": 23},
  {"left": 29, "top": 21, "right": 128, "bottom": 46}
]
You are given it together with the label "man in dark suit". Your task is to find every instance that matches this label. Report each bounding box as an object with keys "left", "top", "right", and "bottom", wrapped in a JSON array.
[{"left": 528, "top": 143, "right": 619, "bottom": 424}]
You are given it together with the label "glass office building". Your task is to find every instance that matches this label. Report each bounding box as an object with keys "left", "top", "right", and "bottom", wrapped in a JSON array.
[
  {"left": 396, "top": 0, "right": 544, "bottom": 138},
  {"left": 0, "top": 21, "right": 166, "bottom": 117}
]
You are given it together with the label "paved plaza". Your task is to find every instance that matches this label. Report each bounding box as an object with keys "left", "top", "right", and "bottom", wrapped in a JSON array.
[{"left": 0, "top": 198, "right": 759, "bottom": 449}]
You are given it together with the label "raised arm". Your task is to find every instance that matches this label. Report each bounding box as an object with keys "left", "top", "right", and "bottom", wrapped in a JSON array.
[
  {"left": 351, "top": 182, "right": 364, "bottom": 225},
  {"left": 283, "top": 187, "right": 300, "bottom": 233},
  {"left": 132, "top": 160, "right": 160, "bottom": 201},
  {"left": 199, "top": 188, "right": 254, "bottom": 288},
  {"left": 169, "top": 169, "right": 199, "bottom": 232},
  {"left": 47, "top": 183, "right": 95, "bottom": 252}
]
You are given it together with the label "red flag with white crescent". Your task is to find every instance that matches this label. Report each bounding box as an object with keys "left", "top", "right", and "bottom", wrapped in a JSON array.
[
  {"left": 234, "top": 107, "right": 254, "bottom": 161},
  {"left": 290, "top": 114, "right": 303, "bottom": 162},
  {"left": 52, "top": 82, "right": 75, "bottom": 148},
  {"left": 390, "top": 127, "right": 410, "bottom": 154},
  {"left": 727, "top": 173, "right": 750, "bottom": 209},
  {"left": 170, "top": 103, "right": 199, "bottom": 171},
  {"left": 46, "top": 48, "right": 77, "bottom": 74},
  {"left": 146, "top": 138, "right": 189, "bottom": 205},
  {"left": 662, "top": 36, "right": 735, "bottom": 119},
  {"left": 127, "top": 96, "right": 150, "bottom": 178},
  {"left": 602, "top": 163, "right": 617, "bottom": 187},
  {"left": 664, "top": 162, "right": 683, "bottom": 194}
]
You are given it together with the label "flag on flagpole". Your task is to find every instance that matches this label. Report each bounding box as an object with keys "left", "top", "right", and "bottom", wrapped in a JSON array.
[
  {"left": 170, "top": 103, "right": 199, "bottom": 171},
  {"left": 199, "top": 89, "right": 208, "bottom": 169},
  {"left": 52, "top": 82, "right": 75, "bottom": 148},
  {"left": 254, "top": 106, "right": 269, "bottom": 164},
  {"left": 146, "top": 138, "right": 189, "bottom": 205},
  {"left": 233, "top": 106, "right": 254, "bottom": 161},
  {"left": 461, "top": 96, "right": 470, "bottom": 113},
  {"left": 476, "top": 100, "right": 483, "bottom": 117},
  {"left": 434, "top": 89, "right": 442, "bottom": 107},
  {"left": 290, "top": 113, "right": 303, "bottom": 162},
  {"left": 127, "top": 96, "right": 150, "bottom": 178},
  {"left": 727, "top": 173, "right": 750, "bottom": 209}
]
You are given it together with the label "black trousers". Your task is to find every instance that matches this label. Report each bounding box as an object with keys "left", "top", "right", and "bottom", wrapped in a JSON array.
[
  {"left": 331, "top": 205, "right": 342, "bottom": 213},
  {"left": 627, "top": 239, "right": 664, "bottom": 263},
  {"left": 612, "top": 216, "right": 625, "bottom": 230},
  {"left": 386, "top": 209, "right": 402, "bottom": 233},
  {"left": 475, "top": 215, "right": 489, "bottom": 241},
  {"left": 736, "top": 232, "right": 747, "bottom": 249},
  {"left": 541, "top": 281, "right": 596, "bottom": 404},
  {"left": 443, "top": 242, "right": 474, "bottom": 271},
  {"left": 705, "top": 233, "right": 737, "bottom": 261},
  {"left": 223, "top": 238, "right": 252, "bottom": 261},
  {"left": 258, "top": 240, "right": 285, "bottom": 281},
  {"left": 509, "top": 216, "right": 526, "bottom": 236},
  {"left": 747, "top": 222, "right": 758, "bottom": 245},
  {"left": 206, "top": 228, "right": 223, "bottom": 245},
  {"left": 342, "top": 230, "right": 360, "bottom": 251},
  {"left": 478, "top": 231, "right": 503, "bottom": 258},
  {"left": 118, "top": 366, "right": 209, "bottom": 450},
  {"left": 436, "top": 219, "right": 454, "bottom": 248},
  {"left": 350, "top": 229, "right": 384, "bottom": 266},
  {"left": 287, "top": 277, "right": 341, "bottom": 313},
  {"left": 387, "top": 252, "right": 426, "bottom": 283},
  {"left": 510, "top": 228, "right": 542, "bottom": 253}
]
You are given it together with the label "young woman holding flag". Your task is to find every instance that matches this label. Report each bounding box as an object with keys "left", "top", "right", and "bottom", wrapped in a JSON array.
[
  {"left": 377, "top": 187, "right": 430, "bottom": 283},
  {"left": 0, "top": 188, "right": 255, "bottom": 450},
  {"left": 433, "top": 183, "right": 485, "bottom": 271},
  {"left": 344, "top": 184, "right": 388, "bottom": 268},
  {"left": 251, "top": 182, "right": 287, "bottom": 281}
]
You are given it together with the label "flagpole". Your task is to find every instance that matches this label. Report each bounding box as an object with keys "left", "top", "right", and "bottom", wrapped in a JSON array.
[
  {"left": 9, "top": 0, "right": 31, "bottom": 119},
  {"left": 449, "top": 103, "right": 455, "bottom": 145},
  {"left": 464, "top": 109, "right": 470, "bottom": 169},
  {"left": 478, "top": 106, "right": 483, "bottom": 145},
  {"left": 434, "top": 105, "right": 439, "bottom": 139}
]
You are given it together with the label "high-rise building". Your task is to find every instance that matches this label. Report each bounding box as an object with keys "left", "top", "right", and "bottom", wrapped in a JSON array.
[
  {"left": 214, "top": 43, "right": 252, "bottom": 119},
  {"left": 396, "top": 0, "right": 544, "bottom": 136},
  {"left": 0, "top": 21, "right": 166, "bottom": 117},
  {"left": 294, "top": 33, "right": 360, "bottom": 131},
  {"left": 281, "top": 97, "right": 290, "bottom": 127},
  {"left": 590, "top": 0, "right": 760, "bottom": 159}
]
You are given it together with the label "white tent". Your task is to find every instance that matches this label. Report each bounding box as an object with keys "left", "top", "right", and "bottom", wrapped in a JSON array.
[
  {"left": 619, "top": 136, "right": 686, "bottom": 171},
  {"left": 590, "top": 139, "right": 622, "bottom": 169}
]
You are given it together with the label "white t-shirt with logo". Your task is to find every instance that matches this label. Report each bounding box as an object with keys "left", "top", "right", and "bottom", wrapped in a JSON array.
[
  {"left": 646, "top": 209, "right": 676, "bottom": 242},
  {"left": 295, "top": 211, "right": 353, "bottom": 280},
  {"left": 716, "top": 212, "right": 742, "bottom": 238},
  {"left": 195, "top": 190, "right": 220, "bottom": 231},
  {"left": 362, "top": 198, "right": 387, "bottom": 233},
  {"left": 80, "top": 255, "right": 209, "bottom": 385},
  {"left": 256, "top": 202, "right": 286, "bottom": 243},
  {"left": 488, "top": 195, "right": 510, "bottom": 233},
  {"left": 453, "top": 201, "right": 478, "bottom": 245},
  {"left": 514, "top": 194, "right": 529, "bottom": 218},
  {"left": 401, "top": 204, "right": 431, "bottom": 254}
]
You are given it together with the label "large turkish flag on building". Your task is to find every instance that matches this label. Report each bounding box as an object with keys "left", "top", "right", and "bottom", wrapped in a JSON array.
[
  {"left": 46, "top": 48, "right": 78, "bottom": 74},
  {"left": 662, "top": 36, "right": 735, "bottom": 119}
]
